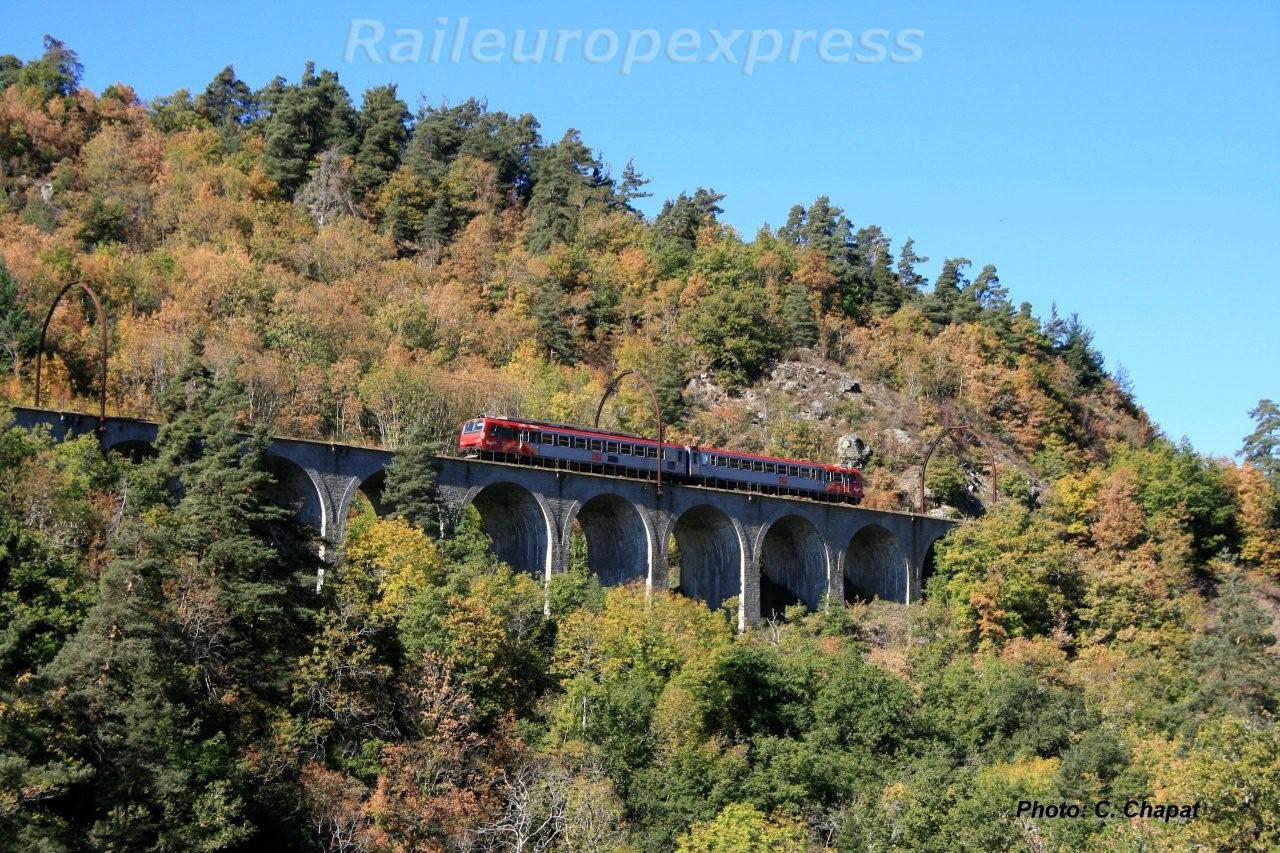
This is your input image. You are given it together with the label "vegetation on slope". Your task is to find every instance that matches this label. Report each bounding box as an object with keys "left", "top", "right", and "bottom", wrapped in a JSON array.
[{"left": 2, "top": 37, "right": 1280, "bottom": 850}]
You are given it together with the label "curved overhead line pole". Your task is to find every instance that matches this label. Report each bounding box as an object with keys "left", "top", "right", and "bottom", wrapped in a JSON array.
[
  {"left": 919, "top": 425, "right": 997, "bottom": 514},
  {"left": 35, "top": 279, "right": 109, "bottom": 430},
  {"left": 594, "top": 369, "right": 664, "bottom": 495}
]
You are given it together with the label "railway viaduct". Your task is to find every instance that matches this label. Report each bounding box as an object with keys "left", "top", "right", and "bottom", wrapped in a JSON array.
[{"left": 11, "top": 407, "right": 957, "bottom": 630}]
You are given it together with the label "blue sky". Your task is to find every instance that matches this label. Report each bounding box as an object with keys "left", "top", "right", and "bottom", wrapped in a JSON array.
[{"left": 5, "top": 1, "right": 1277, "bottom": 458}]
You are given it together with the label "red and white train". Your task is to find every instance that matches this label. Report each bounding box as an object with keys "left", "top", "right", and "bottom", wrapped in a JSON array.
[{"left": 458, "top": 415, "right": 863, "bottom": 504}]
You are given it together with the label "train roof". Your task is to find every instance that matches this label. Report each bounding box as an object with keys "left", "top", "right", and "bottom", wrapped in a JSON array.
[
  {"left": 465, "top": 415, "right": 859, "bottom": 473},
  {"left": 696, "top": 445, "right": 858, "bottom": 471},
  {"left": 470, "top": 415, "right": 665, "bottom": 445}
]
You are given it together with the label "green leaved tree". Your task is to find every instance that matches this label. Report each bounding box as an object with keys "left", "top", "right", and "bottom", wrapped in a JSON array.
[{"left": 1241, "top": 399, "right": 1280, "bottom": 485}]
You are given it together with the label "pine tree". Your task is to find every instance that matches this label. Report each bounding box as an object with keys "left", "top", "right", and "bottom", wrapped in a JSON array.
[
  {"left": 922, "top": 257, "right": 971, "bottom": 327},
  {"left": 653, "top": 345, "right": 689, "bottom": 425},
  {"left": 354, "top": 84, "right": 410, "bottom": 198},
  {"left": 381, "top": 418, "right": 445, "bottom": 537},
  {"left": 405, "top": 97, "right": 541, "bottom": 195},
  {"left": 782, "top": 282, "right": 818, "bottom": 349},
  {"left": 262, "top": 62, "right": 357, "bottom": 196},
  {"left": 532, "top": 279, "right": 577, "bottom": 363},
  {"left": 38, "top": 356, "right": 314, "bottom": 846},
  {"left": 897, "top": 237, "right": 929, "bottom": 298},
  {"left": 526, "top": 130, "right": 603, "bottom": 253},
  {"left": 859, "top": 225, "right": 901, "bottom": 318},
  {"left": 195, "top": 65, "right": 256, "bottom": 128},
  {"left": 1241, "top": 400, "right": 1280, "bottom": 485},
  {"left": 967, "top": 264, "right": 1006, "bottom": 309},
  {"left": 525, "top": 150, "right": 577, "bottom": 252},
  {"left": 419, "top": 194, "right": 452, "bottom": 249},
  {"left": 0, "top": 260, "right": 39, "bottom": 373},
  {"left": 652, "top": 187, "right": 725, "bottom": 274},
  {"left": 779, "top": 196, "right": 889, "bottom": 322},
  {"left": 1056, "top": 314, "right": 1106, "bottom": 388},
  {"left": 1189, "top": 569, "right": 1280, "bottom": 723},
  {"left": 0, "top": 54, "right": 24, "bottom": 90},
  {"left": 612, "top": 157, "right": 652, "bottom": 215}
]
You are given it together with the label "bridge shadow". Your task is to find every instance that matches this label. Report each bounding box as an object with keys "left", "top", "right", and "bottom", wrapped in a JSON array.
[
  {"left": 263, "top": 455, "right": 325, "bottom": 539},
  {"left": 844, "top": 524, "right": 909, "bottom": 604},
  {"left": 571, "top": 494, "right": 649, "bottom": 587},
  {"left": 669, "top": 505, "right": 742, "bottom": 613},
  {"left": 468, "top": 481, "right": 551, "bottom": 580},
  {"left": 103, "top": 438, "right": 157, "bottom": 463},
  {"left": 759, "top": 515, "right": 828, "bottom": 617}
]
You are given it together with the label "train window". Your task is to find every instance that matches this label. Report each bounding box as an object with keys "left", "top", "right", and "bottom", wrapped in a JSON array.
[
  {"left": 647, "top": 446, "right": 658, "bottom": 458},
  {"left": 556, "top": 434, "right": 569, "bottom": 447},
  {"left": 606, "top": 441, "right": 618, "bottom": 453},
  {"left": 574, "top": 437, "right": 587, "bottom": 449},
  {"left": 731, "top": 458, "right": 742, "bottom": 470},
  {"left": 752, "top": 461, "right": 763, "bottom": 472},
  {"left": 528, "top": 430, "right": 540, "bottom": 444},
  {"left": 788, "top": 466, "right": 799, "bottom": 477},
  {"left": 764, "top": 463, "right": 775, "bottom": 474},
  {"left": 590, "top": 439, "right": 603, "bottom": 452},
  {"left": 620, "top": 442, "right": 632, "bottom": 455},
  {"left": 542, "top": 432, "right": 555, "bottom": 444}
]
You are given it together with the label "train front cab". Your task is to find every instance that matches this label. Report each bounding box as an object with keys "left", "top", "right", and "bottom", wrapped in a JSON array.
[{"left": 461, "top": 417, "right": 682, "bottom": 481}]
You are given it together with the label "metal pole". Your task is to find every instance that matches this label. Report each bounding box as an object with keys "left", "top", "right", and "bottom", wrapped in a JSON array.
[
  {"left": 918, "top": 425, "right": 997, "bottom": 514},
  {"left": 593, "top": 369, "right": 665, "bottom": 495},
  {"left": 35, "top": 279, "right": 109, "bottom": 431}
]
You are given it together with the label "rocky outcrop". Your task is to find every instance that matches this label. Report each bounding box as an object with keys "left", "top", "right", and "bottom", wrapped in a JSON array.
[{"left": 837, "top": 435, "right": 871, "bottom": 467}]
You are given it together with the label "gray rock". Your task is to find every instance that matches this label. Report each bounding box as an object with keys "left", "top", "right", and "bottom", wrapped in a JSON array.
[{"left": 836, "top": 435, "right": 871, "bottom": 467}]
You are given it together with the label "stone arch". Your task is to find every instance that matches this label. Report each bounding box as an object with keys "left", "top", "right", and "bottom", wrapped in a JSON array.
[
  {"left": 564, "top": 493, "right": 651, "bottom": 587},
  {"left": 844, "top": 524, "right": 909, "bottom": 604},
  {"left": 263, "top": 454, "right": 328, "bottom": 539},
  {"left": 333, "top": 466, "right": 394, "bottom": 544},
  {"left": 465, "top": 482, "right": 554, "bottom": 580},
  {"left": 353, "top": 469, "right": 390, "bottom": 518},
  {"left": 757, "top": 514, "right": 829, "bottom": 615},
  {"left": 668, "top": 505, "right": 744, "bottom": 612},
  {"left": 103, "top": 438, "right": 156, "bottom": 462}
]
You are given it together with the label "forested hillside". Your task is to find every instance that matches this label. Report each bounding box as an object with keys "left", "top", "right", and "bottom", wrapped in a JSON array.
[{"left": 2, "top": 37, "right": 1279, "bottom": 850}]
